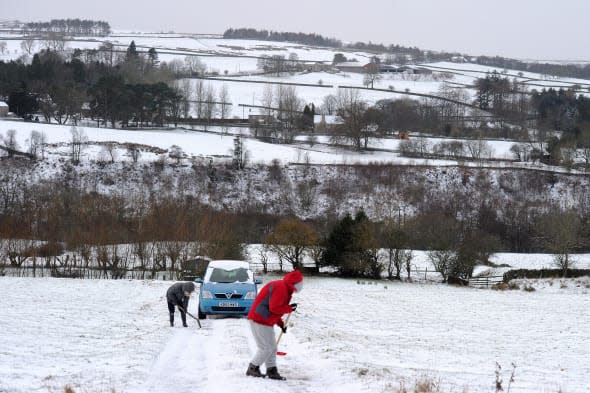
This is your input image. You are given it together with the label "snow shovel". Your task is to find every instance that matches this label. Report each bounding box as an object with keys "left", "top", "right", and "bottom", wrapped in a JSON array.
[
  {"left": 276, "top": 312, "right": 292, "bottom": 356},
  {"left": 178, "top": 306, "right": 202, "bottom": 329}
]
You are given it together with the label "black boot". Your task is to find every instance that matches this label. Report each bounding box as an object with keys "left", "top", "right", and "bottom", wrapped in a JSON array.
[
  {"left": 266, "top": 367, "right": 286, "bottom": 380},
  {"left": 181, "top": 312, "right": 188, "bottom": 327},
  {"left": 169, "top": 312, "right": 174, "bottom": 327},
  {"left": 246, "top": 363, "right": 264, "bottom": 378}
]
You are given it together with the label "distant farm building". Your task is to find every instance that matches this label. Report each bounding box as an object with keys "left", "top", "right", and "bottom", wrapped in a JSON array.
[
  {"left": 0, "top": 101, "right": 8, "bottom": 117},
  {"left": 380, "top": 65, "right": 432, "bottom": 74},
  {"left": 302, "top": 62, "right": 331, "bottom": 72},
  {"left": 249, "top": 114, "right": 277, "bottom": 125},
  {"left": 334, "top": 61, "right": 371, "bottom": 73},
  {"left": 314, "top": 114, "right": 343, "bottom": 133},
  {"left": 335, "top": 61, "right": 432, "bottom": 75}
]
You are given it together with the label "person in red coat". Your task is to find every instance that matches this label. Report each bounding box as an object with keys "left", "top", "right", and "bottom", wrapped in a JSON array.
[{"left": 246, "top": 270, "right": 303, "bottom": 380}]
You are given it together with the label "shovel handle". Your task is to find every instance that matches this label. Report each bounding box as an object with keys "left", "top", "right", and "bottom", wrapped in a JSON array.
[
  {"left": 276, "top": 312, "right": 292, "bottom": 346},
  {"left": 178, "top": 306, "right": 202, "bottom": 329}
]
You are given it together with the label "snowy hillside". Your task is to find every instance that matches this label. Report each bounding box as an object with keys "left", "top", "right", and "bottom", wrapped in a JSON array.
[
  {"left": 1, "top": 276, "right": 588, "bottom": 393},
  {"left": 1, "top": 30, "right": 588, "bottom": 118},
  {"left": 0, "top": 118, "right": 526, "bottom": 166}
]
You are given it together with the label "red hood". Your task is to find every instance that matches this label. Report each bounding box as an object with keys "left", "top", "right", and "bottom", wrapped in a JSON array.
[{"left": 283, "top": 270, "right": 303, "bottom": 289}]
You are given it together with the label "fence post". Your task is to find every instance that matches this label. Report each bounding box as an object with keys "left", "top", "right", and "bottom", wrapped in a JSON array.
[{"left": 425, "top": 267, "right": 427, "bottom": 281}]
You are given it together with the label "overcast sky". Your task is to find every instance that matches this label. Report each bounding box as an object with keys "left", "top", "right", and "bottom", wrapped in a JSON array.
[{"left": 2, "top": 0, "right": 589, "bottom": 60}]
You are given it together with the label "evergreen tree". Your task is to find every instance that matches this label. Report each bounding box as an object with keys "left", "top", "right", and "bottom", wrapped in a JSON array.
[
  {"left": 125, "top": 41, "right": 139, "bottom": 63},
  {"left": 147, "top": 48, "right": 159, "bottom": 68},
  {"left": 8, "top": 85, "right": 38, "bottom": 118},
  {"left": 320, "top": 211, "right": 380, "bottom": 277}
]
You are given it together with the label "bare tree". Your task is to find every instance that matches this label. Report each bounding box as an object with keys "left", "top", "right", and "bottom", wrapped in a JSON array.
[
  {"left": 202, "top": 84, "right": 217, "bottom": 125},
  {"left": 258, "top": 55, "right": 287, "bottom": 76},
  {"left": 428, "top": 249, "right": 457, "bottom": 283},
  {"left": 3, "top": 129, "right": 19, "bottom": 157},
  {"left": 98, "top": 41, "right": 115, "bottom": 67},
  {"left": 466, "top": 137, "right": 493, "bottom": 161},
  {"left": 321, "top": 94, "right": 337, "bottom": 115},
  {"left": 363, "top": 63, "right": 382, "bottom": 89},
  {"left": 184, "top": 56, "right": 206, "bottom": 76},
  {"left": 42, "top": 32, "right": 66, "bottom": 52},
  {"left": 27, "top": 130, "right": 44, "bottom": 160},
  {"left": 101, "top": 143, "right": 118, "bottom": 163},
  {"left": 177, "top": 79, "right": 193, "bottom": 120},
  {"left": 163, "top": 241, "right": 187, "bottom": 277},
  {"left": 260, "top": 83, "right": 274, "bottom": 120},
  {"left": 257, "top": 244, "right": 270, "bottom": 274},
  {"left": 70, "top": 126, "right": 87, "bottom": 164},
  {"left": 334, "top": 88, "right": 369, "bottom": 150},
  {"left": 265, "top": 218, "right": 318, "bottom": 270},
  {"left": 169, "top": 145, "right": 185, "bottom": 165},
  {"left": 127, "top": 145, "right": 141, "bottom": 163},
  {"left": 0, "top": 41, "right": 7, "bottom": 54},
  {"left": 510, "top": 143, "right": 532, "bottom": 162},
  {"left": 275, "top": 85, "right": 301, "bottom": 142},
  {"left": 218, "top": 84, "right": 231, "bottom": 120},
  {"left": 535, "top": 209, "right": 581, "bottom": 276},
  {"left": 194, "top": 79, "right": 205, "bottom": 119},
  {"left": 288, "top": 52, "right": 300, "bottom": 73}
]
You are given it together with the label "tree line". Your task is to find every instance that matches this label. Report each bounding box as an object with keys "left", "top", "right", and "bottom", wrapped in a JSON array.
[
  {"left": 1, "top": 158, "right": 589, "bottom": 280},
  {"left": 223, "top": 28, "right": 343, "bottom": 48},
  {"left": 0, "top": 42, "right": 186, "bottom": 128},
  {"left": 225, "top": 28, "right": 590, "bottom": 80},
  {"left": 476, "top": 55, "right": 590, "bottom": 81},
  {"left": 223, "top": 27, "right": 441, "bottom": 63},
  {"left": 23, "top": 19, "right": 111, "bottom": 37}
]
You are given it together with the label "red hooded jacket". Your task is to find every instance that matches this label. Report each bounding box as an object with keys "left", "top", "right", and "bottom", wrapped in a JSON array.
[{"left": 248, "top": 270, "right": 303, "bottom": 327}]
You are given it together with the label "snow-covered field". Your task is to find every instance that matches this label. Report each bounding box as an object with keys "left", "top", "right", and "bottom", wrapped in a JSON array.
[
  {"left": 0, "top": 118, "right": 566, "bottom": 170},
  {"left": 1, "top": 275, "right": 588, "bottom": 393}
]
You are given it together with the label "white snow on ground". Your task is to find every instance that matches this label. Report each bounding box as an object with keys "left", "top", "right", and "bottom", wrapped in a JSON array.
[
  {"left": 0, "top": 276, "right": 588, "bottom": 393},
  {"left": 0, "top": 119, "right": 571, "bottom": 170}
]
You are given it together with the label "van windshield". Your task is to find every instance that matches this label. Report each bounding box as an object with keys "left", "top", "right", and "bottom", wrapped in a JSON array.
[{"left": 207, "top": 267, "right": 252, "bottom": 283}]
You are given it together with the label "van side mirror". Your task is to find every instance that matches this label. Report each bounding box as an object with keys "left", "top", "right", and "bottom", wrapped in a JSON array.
[
  {"left": 255, "top": 278, "right": 263, "bottom": 285},
  {"left": 194, "top": 277, "right": 203, "bottom": 283}
]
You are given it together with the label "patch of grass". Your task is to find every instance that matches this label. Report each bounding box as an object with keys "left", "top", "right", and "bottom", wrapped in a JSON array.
[
  {"left": 62, "top": 385, "right": 117, "bottom": 393},
  {"left": 392, "top": 377, "right": 443, "bottom": 393},
  {"left": 491, "top": 282, "right": 519, "bottom": 291},
  {"left": 355, "top": 367, "right": 369, "bottom": 377},
  {"left": 415, "top": 378, "right": 442, "bottom": 393},
  {"left": 523, "top": 284, "right": 536, "bottom": 292}
]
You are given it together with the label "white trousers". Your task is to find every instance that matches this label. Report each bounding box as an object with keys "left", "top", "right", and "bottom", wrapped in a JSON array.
[{"left": 249, "top": 320, "right": 277, "bottom": 368}]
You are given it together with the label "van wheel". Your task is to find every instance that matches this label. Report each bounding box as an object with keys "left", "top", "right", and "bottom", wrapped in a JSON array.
[{"left": 198, "top": 307, "right": 206, "bottom": 320}]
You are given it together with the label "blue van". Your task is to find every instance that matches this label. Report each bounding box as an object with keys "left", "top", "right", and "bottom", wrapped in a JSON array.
[{"left": 195, "top": 260, "right": 262, "bottom": 319}]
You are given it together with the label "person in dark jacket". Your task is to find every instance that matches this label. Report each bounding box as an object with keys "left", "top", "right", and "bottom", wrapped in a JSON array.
[
  {"left": 246, "top": 270, "right": 303, "bottom": 380},
  {"left": 166, "top": 282, "right": 195, "bottom": 327}
]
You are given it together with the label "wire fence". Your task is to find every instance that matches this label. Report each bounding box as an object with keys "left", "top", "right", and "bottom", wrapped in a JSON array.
[{"left": 1, "top": 257, "right": 503, "bottom": 288}]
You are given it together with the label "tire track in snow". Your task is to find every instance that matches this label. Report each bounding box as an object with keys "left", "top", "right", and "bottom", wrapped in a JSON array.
[
  {"left": 130, "top": 326, "right": 211, "bottom": 393},
  {"left": 134, "top": 316, "right": 359, "bottom": 393}
]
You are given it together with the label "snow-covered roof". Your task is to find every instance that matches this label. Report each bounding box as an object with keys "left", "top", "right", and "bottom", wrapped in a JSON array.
[
  {"left": 207, "top": 260, "right": 250, "bottom": 270},
  {"left": 314, "top": 114, "right": 344, "bottom": 124},
  {"left": 334, "top": 61, "right": 367, "bottom": 67},
  {"left": 0, "top": 101, "right": 8, "bottom": 107}
]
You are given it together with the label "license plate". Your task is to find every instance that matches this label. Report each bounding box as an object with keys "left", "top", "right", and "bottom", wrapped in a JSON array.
[{"left": 219, "top": 301, "right": 239, "bottom": 307}]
